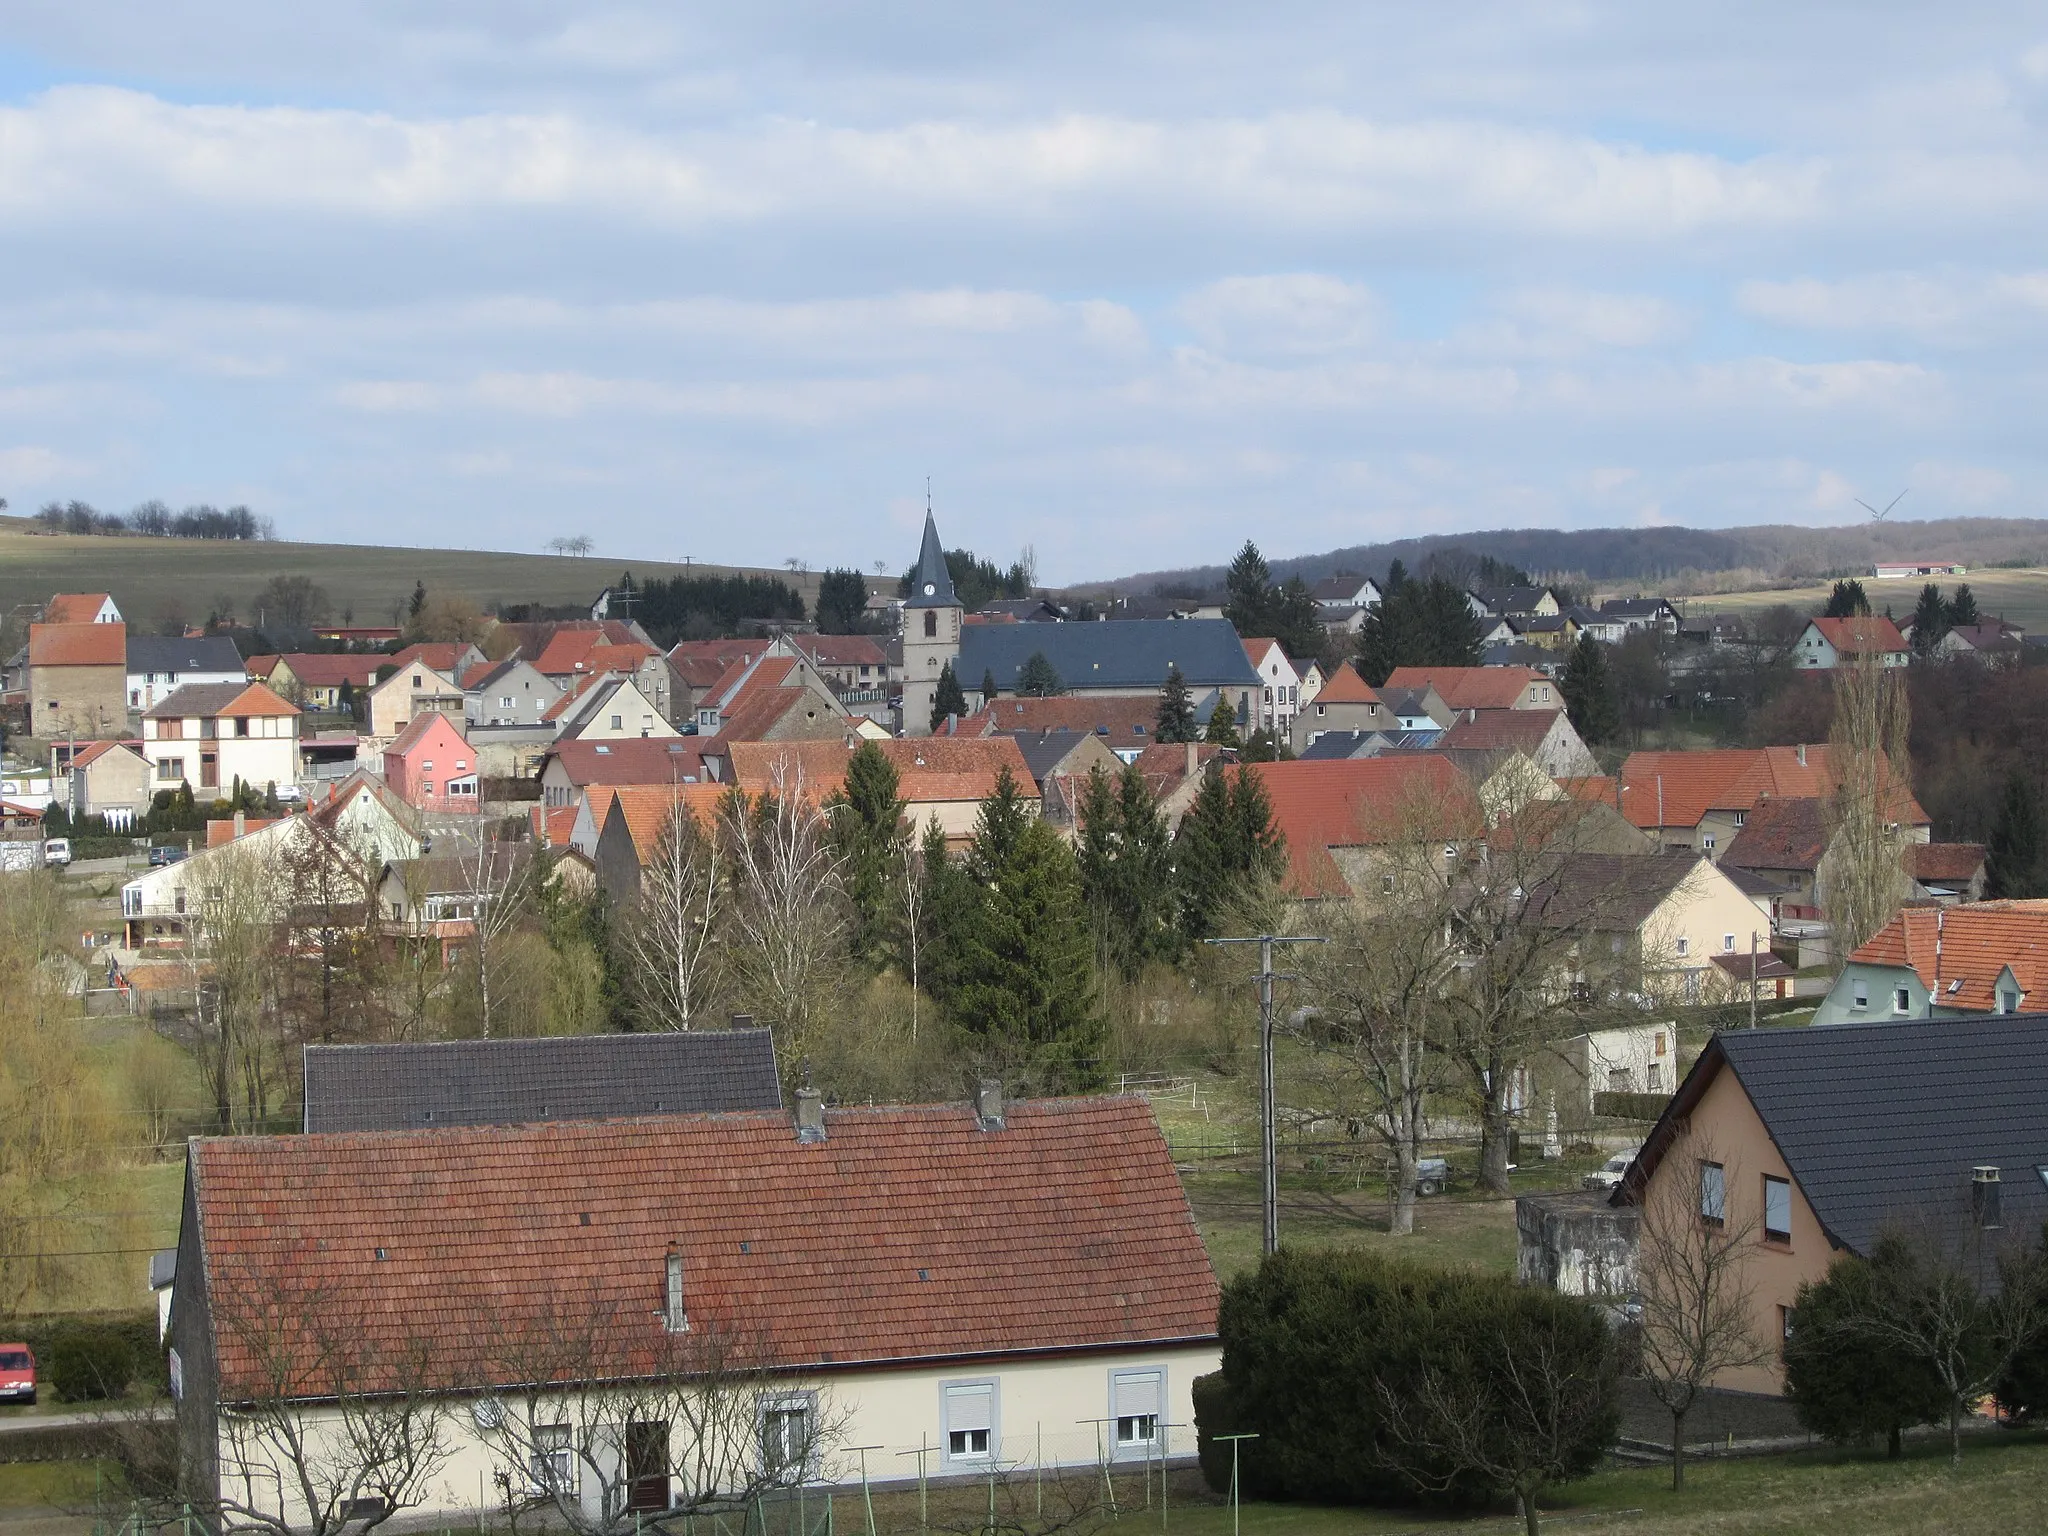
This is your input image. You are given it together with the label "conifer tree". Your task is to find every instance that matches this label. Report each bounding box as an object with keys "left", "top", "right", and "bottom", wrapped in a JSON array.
[
  {"left": 1910, "top": 582, "right": 1950, "bottom": 657},
  {"left": 1987, "top": 770, "right": 2047, "bottom": 899},
  {"left": 1947, "top": 583, "right": 1980, "bottom": 628},
  {"left": 981, "top": 668, "right": 998, "bottom": 703},
  {"left": 1175, "top": 765, "right": 1287, "bottom": 943},
  {"left": 929, "top": 661, "right": 968, "bottom": 730},
  {"left": 1560, "top": 634, "right": 1620, "bottom": 745},
  {"left": 1156, "top": 664, "right": 1198, "bottom": 743},
  {"left": 1205, "top": 698, "right": 1242, "bottom": 747},
  {"left": 827, "top": 741, "right": 907, "bottom": 968},
  {"left": 1076, "top": 764, "right": 1178, "bottom": 976},
  {"left": 1017, "top": 651, "right": 1065, "bottom": 697},
  {"left": 1823, "top": 579, "right": 1870, "bottom": 618},
  {"left": 1224, "top": 541, "right": 1275, "bottom": 637}
]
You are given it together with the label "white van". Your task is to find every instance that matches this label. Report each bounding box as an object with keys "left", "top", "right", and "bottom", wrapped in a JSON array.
[{"left": 42, "top": 838, "right": 72, "bottom": 866}]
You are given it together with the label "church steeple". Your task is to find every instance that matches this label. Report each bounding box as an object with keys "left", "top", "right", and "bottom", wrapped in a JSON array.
[{"left": 905, "top": 510, "right": 957, "bottom": 608}]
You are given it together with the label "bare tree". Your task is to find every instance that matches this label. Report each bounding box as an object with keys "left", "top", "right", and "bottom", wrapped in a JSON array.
[
  {"left": 548, "top": 536, "right": 596, "bottom": 557},
  {"left": 450, "top": 835, "right": 534, "bottom": 1040},
  {"left": 618, "top": 800, "right": 724, "bottom": 1030},
  {"left": 206, "top": 1262, "right": 456, "bottom": 1536},
  {"left": 898, "top": 826, "right": 931, "bottom": 1041},
  {"left": 1631, "top": 1133, "right": 1770, "bottom": 1488},
  {"left": 1818, "top": 640, "right": 1913, "bottom": 958},
  {"left": 186, "top": 844, "right": 279, "bottom": 1130},
  {"left": 483, "top": 1282, "right": 849, "bottom": 1535},
  {"left": 722, "top": 767, "right": 848, "bottom": 1074}
]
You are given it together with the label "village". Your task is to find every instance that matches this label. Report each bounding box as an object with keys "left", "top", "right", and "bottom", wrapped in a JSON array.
[{"left": 2, "top": 511, "right": 2046, "bottom": 1536}]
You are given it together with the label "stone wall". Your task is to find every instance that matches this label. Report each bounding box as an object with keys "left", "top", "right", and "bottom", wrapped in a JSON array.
[{"left": 1516, "top": 1190, "right": 1640, "bottom": 1297}]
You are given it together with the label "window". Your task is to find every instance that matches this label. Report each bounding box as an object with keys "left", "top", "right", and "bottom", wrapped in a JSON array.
[
  {"left": 942, "top": 1380, "right": 996, "bottom": 1463},
  {"left": 158, "top": 758, "right": 184, "bottom": 782},
  {"left": 412, "top": 675, "right": 423, "bottom": 689},
  {"left": 1647, "top": 1063, "right": 1662, "bottom": 1090},
  {"left": 1852, "top": 981, "right": 1869, "bottom": 1010},
  {"left": 1110, "top": 1370, "right": 1163, "bottom": 1455},
  {"left": 1763, "top": 1176, "right": 1792, "bottom": 1242},
  {"left": 1779, "top": 1306, "right": 1796, "bottom": 1351},
  {"left": 234, "top": 717, "right": 249, "bottom": 737},
  {"left": 1655, "top": 1031, "right": 1668, "bottom": 1057},
  {"left": 759, "top": 1394, "right": 815, "bottom": 1481},
  {"left": 529, "top": 1423, "right": 574, "bottom": 1495},
  {"left": 611, "top": 715, "right": 624, "bottom": 731},
  {"left": 1675, "top": 937, "right": 1690, "bottom": 958},
  {"left": 1702, "top": 835, "right": 1715, "bottom": 852},
  {"left": 1723, "top": 934, "right": 1736, "bottom": 952},
  {"left": 923, "top": 610, "right": 937, "bottom": 638},
  {"left": 1893, "top": 986, "right": 1911, "bottom": 1014},
  {"left": 1699, "top": 1161, "right": 1725, "bottom": 1225},
  {"left": 2001, "top": 988, "right": 2020, "bottom": 1014}
]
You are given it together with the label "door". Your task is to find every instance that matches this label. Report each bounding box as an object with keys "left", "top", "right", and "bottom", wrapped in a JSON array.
[
  {"left": 625, "top": 1420, "right": 669, "bottom": 1513},
  {"left": 200, "top": 753, "right": 219, "bottom": 789}
]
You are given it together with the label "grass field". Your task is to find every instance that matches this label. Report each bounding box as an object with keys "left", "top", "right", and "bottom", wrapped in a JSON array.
[
  {"left": 1683, "top": 565, "right": 2048, "bottom": 633},
  {"left": 0, "top": 520, "right": 816, "bottom": 634}
]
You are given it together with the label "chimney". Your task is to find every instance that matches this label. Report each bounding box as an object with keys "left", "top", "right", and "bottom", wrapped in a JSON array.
[
  {"left": 1185, "top": 741, "right": 1198, "bottom": 778},
  {"left": 795, "top": 1086, "right": 826, "bottom": 1143},
  {"left": 974, "top": 1078, "right": 1006, "bottom": 1132},
  {"left": 1973, "top": 1166, "right": 2003, "bottom": 1229},
  {"left": 233, "top": 809, "right": 245, "bottom": 839},
  {"left": 664, "top": 1243, "right": 688, "bottom": 1332},
  {"left": 1795, "top": 744, "right": 1807, "bottom": 767},
  {"left": 731, "top": 1013, "right": 754, "bottom": 1030}
]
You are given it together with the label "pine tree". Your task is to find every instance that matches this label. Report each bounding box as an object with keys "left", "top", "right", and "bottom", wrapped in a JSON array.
[
  {"left": 1076, "top": 764, "right": 1179, "bottom": 976},
  {"left": 929, "top": 661, "right": 968, "bottom": 730},
  {"left": 1354, "top": 573, "right": 1482, "bottom": 685},
  {"left": 1824, "top": 579, "right": 1870, "bottom": 619},
  {"left": 1224, "top": 541, "right": 1275, "bottom": 637},
  {"left": 1910, "top": 582, "right": 1949, "bottom": 657},
  {"left": 945, "top": 767, "right": 1103, "bottom": 1086},
  {"left": 1986, "top": 770, "right": 2047, "bottom": 899},
  {"left": 1155, "top": 664, "right": 1198, "bottom": 743},
  {"left": 1421, "top": 575, "right": 1484, "bottom": 665},
  {"left": 1174, "top": 764, "right": 1287, "bottom": 943},
  {"left": 1271, "top": 576, "right": 1323, "bottom": 660},
  {"left": 1947, "top": 584, "right": 1980, "bottom": 628},
  {"left": 1205, "top": 698, "right": 1242, "bottom": 747},
  {"left": 409, "top": 580, "right": 427, "bottom": 620},
  {"left": 1385, "top": 559, "right": 1408, "bottom": 593},
  {"left": 827, "top": 741, "right": 907, "bottom": 967},
  {"left": 1560, "top": 634, "right": 1620, "bottom": 745},
  {"left": 1018, "top": 651, "right": 1065, "bottom": 697},
  {"left": 981, "top": 668, "right": 998, "bottom": 703}
]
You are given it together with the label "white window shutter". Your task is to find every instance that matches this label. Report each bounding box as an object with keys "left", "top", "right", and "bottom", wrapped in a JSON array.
[
  {"left": 1112, "top": 1371, "right": 1161, "bottom": 1419},
  {"left": 945, "top": 1384, "right": 992, "bottom": 1434}
]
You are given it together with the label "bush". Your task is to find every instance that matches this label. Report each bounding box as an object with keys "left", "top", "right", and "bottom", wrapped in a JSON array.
[
  {"left": 1592, "top": 1091, "right": 1673, "bottom": 1122},
  {"left": 1785, "top": 1250, "right": 1946, "bottom": 1453},
  {"left": 47, "top": 1325, "right": 136, "bottom": 1402},
  {"left": 1197, "top": 1249, "right": 1619, "bottom": 1509}
]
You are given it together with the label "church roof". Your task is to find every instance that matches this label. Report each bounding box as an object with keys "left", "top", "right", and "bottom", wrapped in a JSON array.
[{"left": 905, "top": 511, "right": 958, "bottom": 609}]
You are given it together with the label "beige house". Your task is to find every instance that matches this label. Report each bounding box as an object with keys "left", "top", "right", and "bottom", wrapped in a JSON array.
[
  {"left": 1539, "top": 852, "right": 1769, "bottom": 1007},
  {"left": 168, "top": 1091, "right": 1220, "bottom": 1526},
  {"left": 66, "top": 740, "right": 152, "bottom": 827},
  {"left": 545, "top": 675, "right": 681, "bottom": 741},
  {"left": 140, "top": 682, "right": 301, "bottom": 798},
  {"left": 29, "top": 621, "right": 129, "bottom": 738},
  {"left": 368, "top": 658, "right": 466, "bottom": 740}
]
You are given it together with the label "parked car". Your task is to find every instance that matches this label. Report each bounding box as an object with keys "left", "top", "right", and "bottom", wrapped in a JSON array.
[
  {"left": 0, "top": 1343, "right": 34, "bottom": 1405},
  {"left": 1583, "top": 1145, "right": 1643, "bottom": 1191},
  {"left": 148, "top": 845, "right": 188, "bottom": 868},
  {"left": 42, "top": 837, "right": 71, "bottom": 866},
  {"left": 274, "top": 785, "right": 305, "bottom": 804}
]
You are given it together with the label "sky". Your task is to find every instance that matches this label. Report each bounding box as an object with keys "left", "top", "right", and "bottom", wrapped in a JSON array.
[{"left": 2, "top": 4, "right": 2046, "bottom": 584}]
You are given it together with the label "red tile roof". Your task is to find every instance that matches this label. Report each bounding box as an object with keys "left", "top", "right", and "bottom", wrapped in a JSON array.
[
  {"left": 273, "top": 653, "right": 383, "bottom": 689},
  {"left": 727, "top": 737, "right": 1032, "bottom": 806},
  {"left": 530, "top": 804, "right": 578, "bottom": 848},
  {"left": 385, "top": 711, "right": 468, "bottom": 759},
  {"left": 42, "top": 593, "right": 114, "bottom": 624},
  {"left": 386, "top": 643, "right": 472, "bottom": 677},
  {"left": 1849, "top": 900, "right": 2048, "bottom": 1012},
  {"left": 186, "top": 1096, "right": 1219, "bottom": 1397},
  {"left": 532, "top": 630, "right": 652, "bottom": 678},
  {"left": 1903, "top": 842, "right": 1987, "bottom": 883},
  {"left": 602, "top": 783, "right": 728, "bottom": 863},
  {"left": 69, "top": 739, "right": 144, "bottom": 769},
  {"left": 1247, "top": 755, "right": 1476, "bottom": 897},
  {"left": 543, "top": 738, "right": 712, "bottom": 788},
  {"left": 1384, "top": 666, "right": 1547, "bottom": 710},
  {"left": 205, "top": 816, "right": 284, "bottom": 848},
  {"left": 1311, "top": 663, "right": 1380, "bottom": 706},
  {"left": 1811, "top": 616, "right": 1907, "bottom": 655},
  {"left": 29, "top": 621, "right": 126, "bottom": 668},
  {"left": 1438, "top": 708, "right": 1558, "bottom": 752},
  {"left": 959, "top": 695, "right": 1162, "bottom": 744},
  {"left": 1615, "top": 746, "right": 1927, "bottom": 831}
]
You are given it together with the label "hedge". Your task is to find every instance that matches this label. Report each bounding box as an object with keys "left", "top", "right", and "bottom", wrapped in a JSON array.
[{"left": 1592, "top": 1091, "right": 1673, "bottom": 1122}]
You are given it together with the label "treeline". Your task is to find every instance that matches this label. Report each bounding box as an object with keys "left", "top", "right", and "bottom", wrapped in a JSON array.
[
  {"left": 632, "top": 571, "right": 807, "bottom": 645},
  {"left": 33, "top": 500, "right": 270, "bottom": 540},
  {"left": 899, "top": 547, "right": 1033, "bottom": 611}
]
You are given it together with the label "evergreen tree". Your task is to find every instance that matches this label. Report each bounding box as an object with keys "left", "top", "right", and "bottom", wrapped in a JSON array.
[
  {"left": 1384, "top": 559, "right": 1408, "bottom": 593},
  {"left": 1354, "top": 574, "right": 1482, "bottom": 686},
  {"left": 1270, "top": 576, "right": 1323, "bottom": 660},
  {"left": 1986, "top": 770, "right": 2047, "bottom": 898},
  {"left": 1239, "top": 727, "right": 1284, "bottom": 763},
  {"left": 1224, "top": 541, "right": 1275, "bottom": 637},
  {"left": 944, "top": 767, "right": 1103, "bottom": 1086},
  {"left": 827, "top": 741, "right": 907, "bottom": 968},
  {"left": 1560, "top": 634, "right": 1620, "bottom": 745},
  {"left": 981, "top": 668, "right": 998, "bottom": 703},
  {"left": 1784, "top": 1251, "right": 1947, "bottom": 1456},
  {"left": 1076, "top": 764, "right": 1179, "bottom": 976},
  {"left": 1947, "top": 583, "right": 1980, "bottom": 628},
  {"left": 1017, "top": 651, "right": 1065, "bottom": 697},
  {"left": 1910, "top": 582, "right": 1950, "bottom": 657},
  {"left": 815, "top": 568, "right": 869, "bottom": 633},
  {"left": 1823, "top": 579, "right": 1870, "bottom": 618},
  {"left": 929, "top": 661, "right": 968, "bottom": 730},
  {"left": 1205, "top": 698, "right": 1242, "bottom": 747},
  {"left": 1175, "top": 765, "right": 1287, "bottom": 943},
  {"left": 1155, "top": 664, "right": 1198, "bottom": 743},
  {"left": 408, "top": 580, "right": 427, "bottom": 620}
]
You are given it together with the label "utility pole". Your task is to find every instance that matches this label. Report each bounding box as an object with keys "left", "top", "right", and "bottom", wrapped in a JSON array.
[
  {"left": 1204, "top": 933, "right": 1325, "bottom": 1254},
  {"left": 1749, "top": 929, "right": 1760, "bottom": 1029}
]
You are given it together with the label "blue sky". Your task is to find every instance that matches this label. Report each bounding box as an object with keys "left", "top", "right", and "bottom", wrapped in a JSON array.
[{"left": 1, "top": 3, "right": 2044, "bottom": 582}]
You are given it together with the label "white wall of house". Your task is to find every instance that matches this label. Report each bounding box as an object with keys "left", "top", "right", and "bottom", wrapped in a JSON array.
[
  {"left": 141, "top": 715, "right": 299, "bottom": 797},
  {"left": 128, "top": 665, "right": 247, "bottom": 713}
]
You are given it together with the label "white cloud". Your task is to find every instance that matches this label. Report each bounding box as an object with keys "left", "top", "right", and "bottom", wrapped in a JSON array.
[
  {"left": 1737, "top": 270, "right": 2048, "bottom": 344},
  {"left": 1177, "top": 274, "right": 1379, "bottom": 357},
  {"left": 0, "top": 445, "right": 77, "bottom": 485}
]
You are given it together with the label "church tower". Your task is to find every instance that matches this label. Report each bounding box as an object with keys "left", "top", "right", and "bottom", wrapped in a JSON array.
[{"left": 901, "top": 509, "right": 962, "bottom": 736}]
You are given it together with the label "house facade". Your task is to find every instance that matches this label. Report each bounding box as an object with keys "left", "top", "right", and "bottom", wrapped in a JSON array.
[
  {"left": 126, "top": 636, "right": 247, "bottom": 713},
  {"left": 66, "top": 740, "right": 152, "bottom": 827},
  {"left": 368, "top": 658, "right": 467, "bottom": 740},
  {"left": 140, "top": 682, "right": 300, "bottom": 797},
  {"left": 168, "top": 1092, "right": 1221, "bottom": 1525},
  {"left": 382, "top": 713, "right": 480, "bottom": 814},
  {"left": 1812, "top": 900, "right": 2048, "bottom": 1026},
  {"left": 1289, "top": 664, "right": 1386, "bottom": 752},
  {"left": 1795, "top": 617, "right": 1909, "bottom": 671},
  {"left": 1241, "top": 639, "right": 1301, "bottom": 737},
  {"left": 1382, "top": 666, "right": 1559, "bottom": 712},
  {"left": 29, "top": 621, "right": 128, "bottom": 738}
]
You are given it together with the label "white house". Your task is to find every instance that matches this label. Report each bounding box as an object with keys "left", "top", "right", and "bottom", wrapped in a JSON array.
[
  {"left": 168, "top": 1089, "right": 1220, "bottom": 1529},
  {"left": 140, "top": 682, "right": 300, "bottom": 798},
  {"left": 126, "top": 635, "right": 248, "bottom": 713},
  {"left": 1241, "top": 639, "right": 1302, "bottom": 737},
  {"left": 1536, "top": 1023, "right": 1680, "bottom": 1118},
  {"left": 1311, "top": 574, "right": 1382, "bottom": 611},
  {"left": 1794, "top": 617, "right": 1909, "bottom": 671}
]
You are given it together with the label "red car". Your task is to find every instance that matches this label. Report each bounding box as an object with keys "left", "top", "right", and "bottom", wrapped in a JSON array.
[{"left": 0, "top": 1343, "right": 34, "bottom": 1405}]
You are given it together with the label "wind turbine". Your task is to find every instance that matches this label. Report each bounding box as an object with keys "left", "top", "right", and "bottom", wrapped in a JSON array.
[{"left": 1856, "top": 491, "right": 1908, "bottom": 522}]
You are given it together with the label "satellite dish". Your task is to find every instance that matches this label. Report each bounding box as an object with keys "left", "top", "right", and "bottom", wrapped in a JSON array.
[{"left": 472, "top": 1397, "right": 505, "bottom": 1432}]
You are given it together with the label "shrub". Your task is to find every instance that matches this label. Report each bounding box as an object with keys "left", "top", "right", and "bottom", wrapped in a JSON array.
[
  {"left": 48, "top": 1324, "right": 136, "bottom": 1402},
  {"left": 1785, "top": 1251, "right": 1946, "bottom": 1454},
  {"left": 1196, "top": 1248, "right": 1619, "bottom": 1509}
]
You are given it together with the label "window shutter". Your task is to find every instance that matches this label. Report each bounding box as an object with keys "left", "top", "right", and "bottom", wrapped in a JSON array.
[
  {"left": 1112, "top": 1371, "right": 1161, "bottom": 1419},
  {"left": 945, "top": 1384, "right": 992, "bottom": 1434}
]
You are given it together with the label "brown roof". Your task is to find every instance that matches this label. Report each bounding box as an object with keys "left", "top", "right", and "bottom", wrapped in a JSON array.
[
  {"left": 143, "top": 680, "right": 299, "bottom": 719},
  {"left": 205, "top": 816, "right": 285, "bottom": 848},
  {"left": 1438, "top": 708, "right": 1558, "bottom": 752},
  {"left": 1311, "top": 663, "right": 1380, "bottom": 706},
  {"left": 29, "top": 621, "right": 126, "bottom": 668},
  {"left": 273, "top": 653, "right": 383, "bottom": 689},
  {"left": 1384, "top": 666, "right": 1546, "bottom": 710},
  {"left": 386, "top": 643, "right": 472, "bottom": 677},
  {"left": 958, "top": 695, "right": 1163, "bottom": 744},
  {"left": 1615, "top": 746, "right": 1927, "bottom": 832},
  {"left": 542, "top": 738, "right": 712, "bottom": 788},
  {"left": 43, "top": 593, "right": 113, "bottom": 624},
  {"left": 1849, "top": 901, "right": 2048, "bottom": 1012},
  {"left": 1247, "top": 755, "right": 1476, "bottom": 897},
  {"left": 185, "top": 1096, "right": 1219, "bottom": 1398},
  {"left": 69, "top": 739, "right": 144, "bottom": 769},
  {"left": 1720, "top": 796, "right": 1829, "bottom": 873},
  {"left": 1709, "top": 950, "right": 1795, "bottom": 981},
  {"left": 728, "top": 737, "right": 1032, "bottom": 806},
  {"left": 1903, "top": 842, "right": 1987, "bottom": 883}
]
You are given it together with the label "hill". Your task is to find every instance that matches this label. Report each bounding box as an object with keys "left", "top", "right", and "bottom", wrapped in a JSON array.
[
  {"left": 1106, "top": 517, "right": 2048, "bottom": 599},
  {"left": 0, "top": 519, "right": 817, "bottom": 634}
]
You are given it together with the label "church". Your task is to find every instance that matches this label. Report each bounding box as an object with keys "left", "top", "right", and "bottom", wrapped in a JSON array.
[{"left": 902, "top": 512, "right": 1263, "bottom": 736}]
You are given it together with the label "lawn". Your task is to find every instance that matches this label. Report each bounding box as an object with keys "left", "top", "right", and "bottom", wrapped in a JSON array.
[
  {"left": 1690, "top": 565, "right": 2048, "bottom": 633},
  {"left": 0, "top": 522, "right": 815, "bottom": 635}
]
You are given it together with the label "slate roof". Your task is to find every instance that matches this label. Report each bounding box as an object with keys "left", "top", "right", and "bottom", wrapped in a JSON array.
[
  {"left": 1522, "top": 850, "right": 1715, "bottom": 933},
  {"left": 190, "top": 1094, "right": 1219, "bottom": 1397},
  {"left": 1311, "top": 574, "right": 1376, "bottom": 603},
  {"left": 1298, "top": 730, "right": 1379, "bottom": 761},
  {"left": 28, "top": 622, "right": 126, "bottom": 667},
  {"left": 302, "top": 1029, "right": 784, "bottom": 1133},
  {"left": 126, "top": 635, "right": 246, "bottom": 675},
  {"left": 1004, "top": 731, "right": 1106, "bottom": 784},
  {"left": 1625, "top": 1016, "right": 2048, "bottom": 1259},
  {"left": 958, "top": 619, "right": 1260, "bottom": 693},
  {"left": 1847, "top": 900, "right": 2048, "bottom": 1013},
  {"left": 905, "top": 511, "right": 958, "bottom": 609}
]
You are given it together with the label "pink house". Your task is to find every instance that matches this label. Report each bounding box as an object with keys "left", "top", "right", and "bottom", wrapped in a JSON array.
[{"left": 381, "top": 712, "right": 480, "bottom": 814}]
